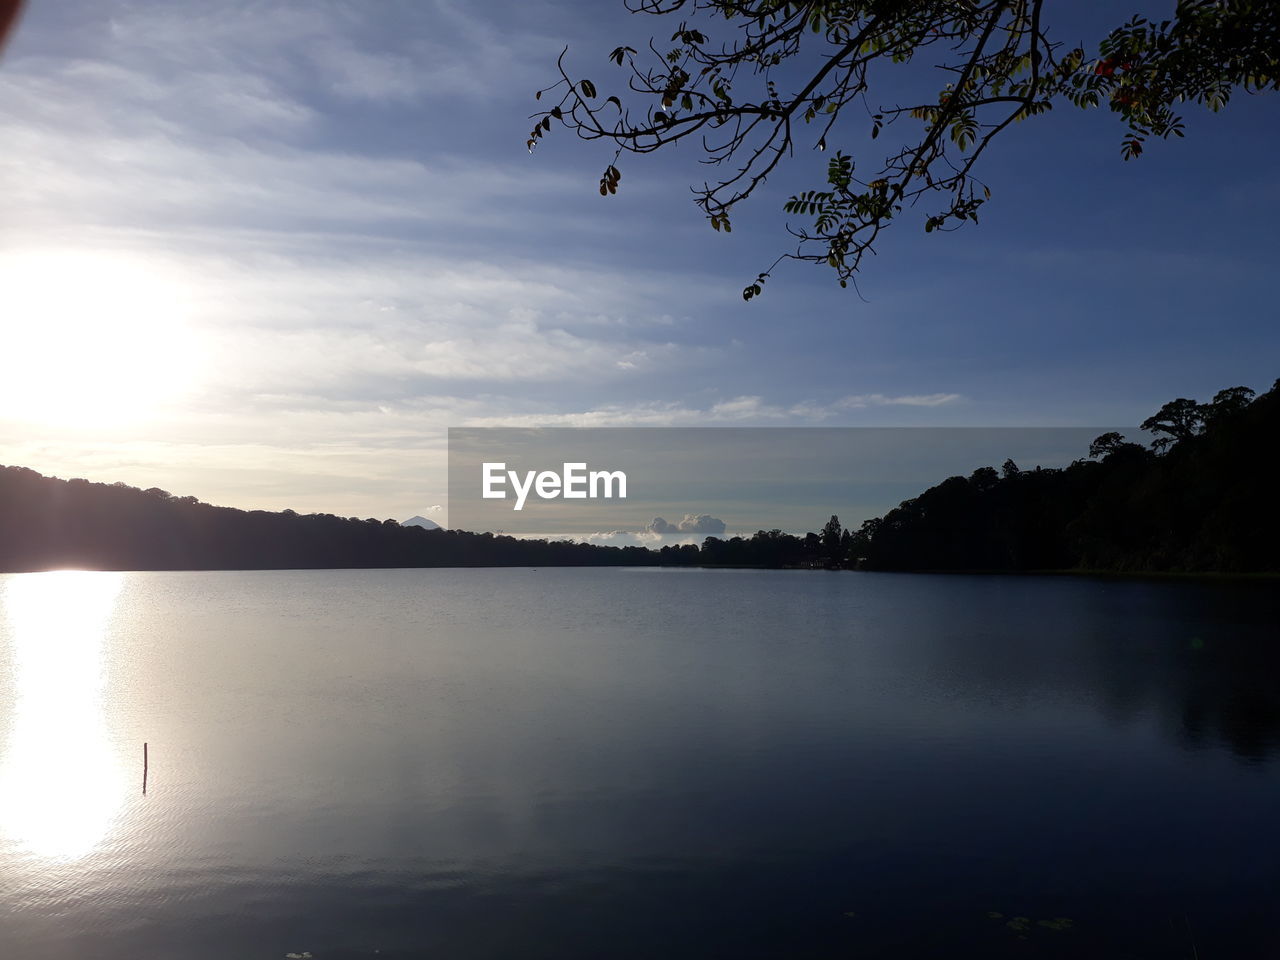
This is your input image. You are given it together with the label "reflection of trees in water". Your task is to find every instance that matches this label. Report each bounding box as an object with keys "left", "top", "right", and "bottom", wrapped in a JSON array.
[
  {"left": 1173, "top": 638, "right": 1280, "bottom": 763},
  {"left": 1086, "top": 581, "right": 1280, "bottom": 763},
  {"left": 897, "top": 575, "right": 1280, "bottom": 764}
]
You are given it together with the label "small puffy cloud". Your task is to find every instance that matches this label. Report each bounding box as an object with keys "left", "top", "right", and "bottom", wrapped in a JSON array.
[
  {"left": 836, "top": 393, "right": 962, "bottom": 408},
  {"left": 645, "top": 514, "right": 726, "bottom": 535},
  {"left": 709, "top": 396, "right": 766, "bottom": 419},
  {"left": 567, "top": 514, "right": 729, "bottom": 547}
]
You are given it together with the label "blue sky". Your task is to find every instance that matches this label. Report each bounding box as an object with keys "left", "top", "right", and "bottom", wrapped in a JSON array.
[{"left": 0, "top": 0, "right": 1276, "bottom": 522}]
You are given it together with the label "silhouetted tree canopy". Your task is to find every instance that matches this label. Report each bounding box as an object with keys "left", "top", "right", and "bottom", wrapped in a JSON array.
[
  {"left": 530, "top": 0, "right": 1279, "bottom": 297},
  {"left": 0, "top": 474, "right": 656, "bottom": 572},
  {"left": 849, "top": 378, "right": 1279, "bottom": 572},
  {"left": 1, "top": 379, "right": 1274, "bottom": 574}
]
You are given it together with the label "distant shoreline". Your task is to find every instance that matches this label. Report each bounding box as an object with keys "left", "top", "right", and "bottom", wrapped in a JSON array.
[
  {"left": 858, "top": 566, "right": 1280, "bottom": 582},
  {"left": 2, "top": 564, "right": 1275, "bottom": 582},
  {"left": 5, "top": 377, "right": 1277, "bottom": 578}
]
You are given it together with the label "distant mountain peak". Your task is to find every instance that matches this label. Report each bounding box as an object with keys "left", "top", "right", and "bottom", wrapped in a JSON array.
[{"left": 402, "top": 515, "right": 442, "bottom": 530}]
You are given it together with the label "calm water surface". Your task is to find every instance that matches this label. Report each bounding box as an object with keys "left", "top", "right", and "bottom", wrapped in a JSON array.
[{"left": 0, "top": 568, "right": 1277, "bottom": 958}]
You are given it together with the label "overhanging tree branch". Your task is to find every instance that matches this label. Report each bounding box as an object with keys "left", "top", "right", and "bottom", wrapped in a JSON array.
[{"left": 528, "top": 0, "right": 1279, "bottom": 299}]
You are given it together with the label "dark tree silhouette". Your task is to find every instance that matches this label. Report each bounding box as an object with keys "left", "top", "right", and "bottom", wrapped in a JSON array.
[
  {"left": 0, "top": 470, "right": 657, "bottom": 572},
  {"left": 1205, "top": 385, "right": 1256, "bottom": 422},
  {"left": 2, "top": 381, "right": 1274, "bottom": 574},
  {"left": 820, "top": 514, "right": 843, "bottom": 557},
  {"left": 530, "top": 0, "right": 1279, "bottom": 297},
  {"left": 851, "top": 379, "right": 1278, "bottom": 573},
  {"left": 1089, "top": 432, "right": 1123, "bottom": 459},
  {"left": 1141, "top": 396, "right": 1207, "bottom": 451}
]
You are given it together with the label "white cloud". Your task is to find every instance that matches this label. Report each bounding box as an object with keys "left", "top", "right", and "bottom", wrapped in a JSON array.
[
  {"left": 462, "top": 391, "right": 964, "bottom": 427},
  {"left": 99, "top": 0, "right": 555, "bottom": 107},
  {"left": 837, "top": 393, "right": 963, "bottom": 408},
  {"left": 0, "top": 2, "right": 598, "bottom": 240},
  {"left": 710, "top": 396, "right": 768, "bottom": 419},
  {"left": 0, "top": 0, "right": 974, "bottom": 528},
  {"left": 317, "top": 45, "right": 425, "bottom": 103},
  {"left": 0, "top": 114, "right": 584, "bottom": 233},
  {"left": 645, "top": 514, "right": 726, "bottom": 535}
]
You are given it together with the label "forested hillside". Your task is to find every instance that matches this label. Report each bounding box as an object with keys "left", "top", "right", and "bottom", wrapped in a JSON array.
[
  {"left": 0, "top": 470, "right": 651, "bottom": 571},
  {"left": 648, "top": 379, "right": 1279, "bottom": 574},
  {"left": 846, "top": 380, "right": 1280, "bottom": 573},
  {"left": 3, "top": 380, "right": 1274, "bottom": 574}
]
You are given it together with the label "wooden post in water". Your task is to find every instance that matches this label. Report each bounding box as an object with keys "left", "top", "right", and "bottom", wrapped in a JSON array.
[{"left": 143, "top": 742, "right": 148, "bottom": 796}]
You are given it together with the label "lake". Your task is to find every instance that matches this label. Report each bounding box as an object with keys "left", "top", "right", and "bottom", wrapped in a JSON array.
[{"left": 0, "top": 568, "right": 1277, "bottom": 958}]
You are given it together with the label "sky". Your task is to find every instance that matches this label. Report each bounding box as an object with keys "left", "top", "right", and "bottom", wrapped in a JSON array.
[
  {"left": 447, "top": 427, "right": 1112, "bottom": 543},
  {"left": 0, "top": 0, "right": 1276, "bottom": 524}
]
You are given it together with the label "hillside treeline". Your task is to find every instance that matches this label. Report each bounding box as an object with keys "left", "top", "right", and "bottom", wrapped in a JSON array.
[
  {"left": 852, "top": 379, "right": 1278, "bottom": 572},
  {"left": 0, "top": 470, "right": 654, "bottom": 572},
  {"left": 659, "top": 379, "right": 1277, "bottom": 573},
  {"left": 2, "top": 379, "right": 1274, "bottom": 574}
]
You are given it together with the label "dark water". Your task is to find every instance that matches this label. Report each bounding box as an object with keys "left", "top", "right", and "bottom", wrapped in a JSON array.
[{"left": 0, "top": 568, "right": 1277, "bottom": 959}]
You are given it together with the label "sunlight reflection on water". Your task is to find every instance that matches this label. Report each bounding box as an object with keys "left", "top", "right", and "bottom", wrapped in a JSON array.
[
  {"left": 0, "top": 571, "right": 126, "bottom": 860},
  {"left": 0, "top": 568, "right": 1275, "bottom": 958}
]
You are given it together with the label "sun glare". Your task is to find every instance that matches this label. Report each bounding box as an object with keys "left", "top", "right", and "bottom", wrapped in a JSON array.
[
  {"left": 0, "top": 250, "right": 199, "bottom": 426},
  {"left": 0, "top": 571, "right": 127, "bottom": 860}
]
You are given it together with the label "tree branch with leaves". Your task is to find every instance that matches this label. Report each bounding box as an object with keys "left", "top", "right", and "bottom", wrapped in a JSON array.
[{"left": 528, "top": 0, "right": 1278, "bottom": 299}]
